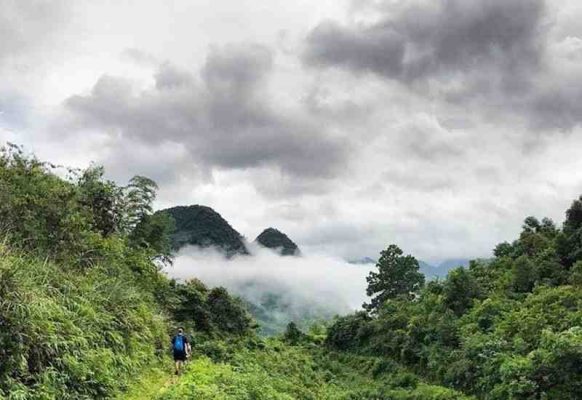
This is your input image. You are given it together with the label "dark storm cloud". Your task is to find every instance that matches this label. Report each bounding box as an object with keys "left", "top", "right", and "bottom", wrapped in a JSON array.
[
  {"left": 305, "top": 0, "right": 546, "bottom": 82},
  {"left": 529, "top": 80, "right": 582, "bottom": 131},
  {"left": 304, "top": 0, "right": 582, "bottom": 131},
  {"left": 305, "top": 22, "right": 405, "bottom": 77},
  {"left": 64, "top": 43, "right": 347, "bottom": 179}
]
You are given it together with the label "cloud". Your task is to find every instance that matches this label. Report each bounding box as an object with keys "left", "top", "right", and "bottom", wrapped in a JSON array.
[
  {"left": 166, "top": 245, "right": 373, "bottom": 321},
  {"left": 528, "top": 62, "right": 582, "bottom": 131},
  {"left": 305, "top": 21, "right": 406, "bottom": 78},
  {"left": 61, "top": 43, "right": 347, "bottom": 182},
  {"left": 305, "top": 0, "right": 546, "bottom": 83},
  {"left": 303, "top": 0, "right": 582, "bottom": 131},
  {"left": 0, "top": 0, "right": 68, "bottom": 65}
]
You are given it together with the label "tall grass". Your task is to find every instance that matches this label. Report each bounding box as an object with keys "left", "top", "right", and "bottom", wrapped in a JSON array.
[
  {"left": 0, "top": 242, "right": 168, "bottom": 399},
  {"left": 156, "top": 338, "right": 474, "bottom": 400}
]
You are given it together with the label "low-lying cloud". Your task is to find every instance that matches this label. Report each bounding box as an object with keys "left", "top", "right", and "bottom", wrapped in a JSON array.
[{"left": 165, "top": 244, "right": 373, "bottom": 322}]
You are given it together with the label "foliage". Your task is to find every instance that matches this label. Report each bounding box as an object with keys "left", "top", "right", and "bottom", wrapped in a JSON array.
[
  {"left": 364, "top": 244, "right": 425, "bottom": 313},
  {"left": 283, "top": 322, "right": 306, "bottom": 344},
  {"left": 254, "top": 227, "right": 300, "bottom": 256},
  {"left": 0, "top": 144, "right": 172, "bottom": 266},
  {"left": 443, "top": 267, "right": 482, "bottom": 316},
  {"left": 129, "top": 212, "right": 175, "bottom": 265},
  {"left": 0, "top": 244, "right": 168, "bottom": 399},
  {"left": 158, "top": 205, "right": 249, "bottom": 256},
  {"left": 156, "top": 339, "right": 473, "bottom": 400},
  {"left": 170, "top": 280, "right": 256, "bottom": 336},
  {"left": 325, "top": 312, "right": 372, "bottom": 351},
  {"left": 206, "top": 287, "right": 256, "bottom": 335},
  {"left": 0, "top": 145, "right": 174, "bottom": 398},
  {"left": 326, "top": 200, "right": 582, "bottom": 399}
]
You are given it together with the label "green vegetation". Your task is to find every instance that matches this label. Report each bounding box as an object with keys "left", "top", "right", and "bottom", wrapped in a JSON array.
[
  {"left": 364, "top": 244, "right": 425, "bottom": 313},
  {"left": 2, "top": 143, "right": 580, "bottom": 399},
  {"left": 155, "top": 338, "right": 473, "bottom": 400},
  {"left": 159, "top": 205, "right": 248, "bottom": 256},
  {"left": 255, "top": 227, "right": 300, "bottom": 256},
  {"left": 170, "top": 279, "right": 256, "bottom": 336},
  {"left": 246, "top": 292, "right": 337, "bottom": 336},
  {"left": 327, "top": 211, "right": 582, "bottom": 398},
  {"left": 0, "top": 145, "right": 251, "bottom": 398}
]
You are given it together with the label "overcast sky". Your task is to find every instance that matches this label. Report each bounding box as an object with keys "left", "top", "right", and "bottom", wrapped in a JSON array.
[{"left": 2, "top": 0, "right": 582, "bottom": 262}]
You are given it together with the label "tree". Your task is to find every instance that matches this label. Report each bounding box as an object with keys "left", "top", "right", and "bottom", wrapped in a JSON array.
[
  {"left": 172, "top": 279, "right": 213, "bottom": 333},
  {"left": 564, "top": 196, "right": 582, "bottom": 233},
  {"left": 511, "top": 256, "right": 537, "bottom": 293},
  {"left": 569, "top": 261, "right": 582, "bottom": 286},
  {"left": 364, "top": 244, "right": 424, "bottom": 313},
  {"left": 123, "top": 175, "right": 159, "bottom": 231},
  {"left": 443, "top": 267, "right": 481, "bottom": 316},
  {"left": 556, "top": 195, "right": 582, "bottom": 267},
  {"left": 129, "top": 212, "right": 175, "bottom": 264},
  {"left": 207, "top": 287, "right": 255, "bottom": 335},
  {"left": 283, "top": 322, "right": 305, "bottom": 344},
  {"left": 325, "top": 312, "right": 372, "bottom": 350},
  {"left": 494, "top": 241, "right": 514, "bottom": 258},
  {"left": 77, "top": 166, "right": 124, "bottom": 237}
]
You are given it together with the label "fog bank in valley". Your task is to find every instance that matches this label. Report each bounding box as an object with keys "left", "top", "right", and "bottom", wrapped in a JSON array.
[{"left": 165, "top": 245, "right": 373, "bottom": 321}]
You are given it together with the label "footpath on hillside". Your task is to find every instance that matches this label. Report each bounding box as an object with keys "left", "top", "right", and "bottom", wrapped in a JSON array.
[{"left": 119, "top": 338, "right": 474, "bottom": 400}]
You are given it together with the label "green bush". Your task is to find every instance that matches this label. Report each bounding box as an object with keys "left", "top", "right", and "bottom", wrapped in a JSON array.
[{"left": 0, "top": 244, "right": 168, "bottom": 399}]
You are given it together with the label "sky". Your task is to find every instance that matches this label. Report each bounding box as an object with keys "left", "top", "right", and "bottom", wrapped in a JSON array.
[{"left": 2, "top": 0, "right": 582, "bottom": 263}]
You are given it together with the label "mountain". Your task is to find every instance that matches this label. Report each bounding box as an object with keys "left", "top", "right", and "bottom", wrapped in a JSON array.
[
  {"left": 437, "top": 258, "right": 471, "bottom": 270},
  {"left": 159, "top": 205, "right": 249, "bottom": 256},
  {"left": 420, "top": 258, "right": 471, "bottom": 279},
  {"left": 254, "top": 227, "right": 300, "bottom": 256},
  {"left": 348, "top": 257, "right": 377, "bottom": 265},
  {"left": 418, "top": 260, "right": 435, "bottom": 277},
  {"left": 349, "top": 256, "right": 471, "bottom": 279}
]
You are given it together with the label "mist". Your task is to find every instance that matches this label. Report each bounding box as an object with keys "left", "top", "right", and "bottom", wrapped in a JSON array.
[{"left": 165, "top": 244, "right": 373, "bottom": 327}]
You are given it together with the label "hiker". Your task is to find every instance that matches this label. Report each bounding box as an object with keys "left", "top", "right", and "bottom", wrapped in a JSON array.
[{"left": 171, "top": 327, "right": 191, "bottom": 375}]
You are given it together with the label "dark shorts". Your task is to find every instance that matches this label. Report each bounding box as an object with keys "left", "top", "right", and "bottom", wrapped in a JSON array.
[{"left": 173, "top": 351, "right": 186, "bottom": 361}]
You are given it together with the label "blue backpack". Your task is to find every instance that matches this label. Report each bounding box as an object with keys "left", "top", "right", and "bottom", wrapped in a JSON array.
[{"left": 173, "top": 335, "right": 185, "bottom": 352}]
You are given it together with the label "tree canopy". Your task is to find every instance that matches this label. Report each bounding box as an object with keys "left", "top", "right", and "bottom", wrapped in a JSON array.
[{"left": 364, "top": 244, "right": 425, "bottom": 313}]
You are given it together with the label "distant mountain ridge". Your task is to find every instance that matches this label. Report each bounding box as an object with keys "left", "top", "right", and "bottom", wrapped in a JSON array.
[
  {"left": 255, "top": 227, "right": 300, "bottom": 256},
  {"left": 419, "top": 259, "right": 472, "bottom": 279},
  {"left": 158, "top": 205, "right": 249, "bottom": 257},
  {"left": 351, "top": 257, "right": 471, "bottom": 279},
  {"left": 348, "top": 257, "right": 377, "bottom": 265}
]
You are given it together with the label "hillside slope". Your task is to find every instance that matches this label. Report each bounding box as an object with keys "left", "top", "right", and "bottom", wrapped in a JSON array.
[
  {"left": 159, "top": 205, "right": 249, "bottom": 256},
  {"left": 0, "top": 147, "right": 254, "bottom": 399},
  {"left": 152, "top": 338, "right": 473, "bottom": 400},
  {"left": 255, "top": 227, "right": 300, "bottom": 256},
  {"left": 326, "top": 204, "right": 582, "bottom": 398}
]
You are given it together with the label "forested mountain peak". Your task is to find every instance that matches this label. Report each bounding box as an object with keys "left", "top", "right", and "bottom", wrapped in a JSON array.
[
  {"left": 255, "top": 227, "right": 300, "bottom": 256},
  {"left": 159, "top": 204, "right": 249, "bottom": 256}
]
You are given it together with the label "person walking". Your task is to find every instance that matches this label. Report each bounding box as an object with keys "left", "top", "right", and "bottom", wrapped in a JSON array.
[{"left": 171, "top": 327, "right": 191, "bottom": 375}]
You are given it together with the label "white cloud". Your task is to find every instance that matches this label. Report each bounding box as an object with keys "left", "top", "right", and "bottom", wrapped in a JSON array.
[{"left": 166, "top": 245, "right": 372, "bottom": 316}]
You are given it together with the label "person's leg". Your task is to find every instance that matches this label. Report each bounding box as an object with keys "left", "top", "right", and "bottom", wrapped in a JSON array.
[{"left": 175, "top": 360, "right": 180, "bottom": 375}]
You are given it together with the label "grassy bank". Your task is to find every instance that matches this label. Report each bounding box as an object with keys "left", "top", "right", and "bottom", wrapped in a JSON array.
[{"left": 154, "top": 338, "right": 473, "bottom": 400}]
